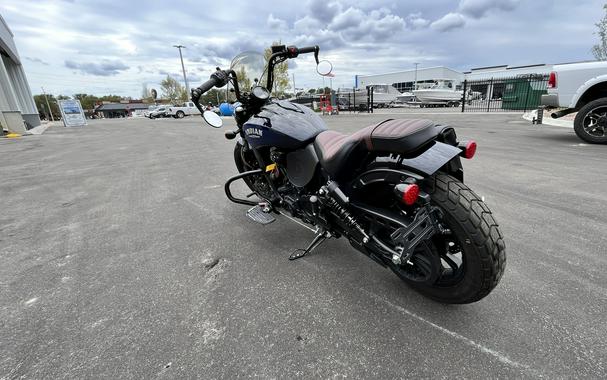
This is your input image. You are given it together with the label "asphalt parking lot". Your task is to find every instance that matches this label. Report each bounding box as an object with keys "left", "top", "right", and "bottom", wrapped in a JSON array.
[{"left": 1, "top": 112, "right": 606, "bottom": 379}]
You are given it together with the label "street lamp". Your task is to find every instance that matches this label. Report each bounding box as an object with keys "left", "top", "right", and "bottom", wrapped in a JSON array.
[
  {"left": 173, "top": 44, "right": 190, "bottom": 96},
  {"left": 414, "top": 62, "right": 419, "bottom": 91}
]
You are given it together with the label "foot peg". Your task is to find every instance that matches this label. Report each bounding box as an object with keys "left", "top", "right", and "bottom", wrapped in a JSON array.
[
  {"left": 289, "top": 230, "right": 330, "bottom": 260},
  {"left": 246, "top": 204, "right": 276, "bottom": 225}
]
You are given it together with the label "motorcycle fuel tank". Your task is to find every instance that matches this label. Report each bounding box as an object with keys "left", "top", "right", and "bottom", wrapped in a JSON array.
[{"left": 243, "top": 100, "right": 327, "bottom": 150}]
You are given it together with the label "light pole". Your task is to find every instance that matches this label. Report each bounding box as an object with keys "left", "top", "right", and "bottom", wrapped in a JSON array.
[
  {"left": 41, "top": 86, "right": 54, "bottom": 122},
  {"left": 413, "top": 62, "right": 419, "bottom": 91},
  {"left": 173, "top": 45, "right": 189, "bottom": 96}
]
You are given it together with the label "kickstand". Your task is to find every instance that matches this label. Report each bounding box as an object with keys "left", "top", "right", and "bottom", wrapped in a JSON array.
[{"left": 289, "top": 230, "right": 330, "bottom": 260}]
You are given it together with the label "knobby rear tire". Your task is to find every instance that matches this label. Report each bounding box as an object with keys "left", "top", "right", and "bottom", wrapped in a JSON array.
[{"left": 391, "top": 173, "right": 506, "bottom": 304}]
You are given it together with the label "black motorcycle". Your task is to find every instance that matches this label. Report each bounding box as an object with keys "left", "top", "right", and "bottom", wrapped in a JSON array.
[{"left": 191, "top": 45, "right": 505, "bottom": 304}]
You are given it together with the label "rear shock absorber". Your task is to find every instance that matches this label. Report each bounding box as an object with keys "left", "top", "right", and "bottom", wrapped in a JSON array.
[{"left": 319, "top": 184, "right": 370, "bottom": 243}]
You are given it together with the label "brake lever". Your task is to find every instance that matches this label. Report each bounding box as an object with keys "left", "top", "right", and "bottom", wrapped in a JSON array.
[{"left": 314, "top": 50, "right": 319, "bottom": 64}]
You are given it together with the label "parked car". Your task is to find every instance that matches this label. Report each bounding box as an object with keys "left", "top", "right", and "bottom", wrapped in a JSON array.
[
  {"left": 166, "top": 101, "right": 201, "bottom": 118},
  {"left": 143, "top": 105, "right": 158, "bottom": 118},
  {"left": 148, "top": 106, "right": 172, "bottom": 119},
  {"left": 542, "top": 61, "right": 607, "bottom": 143}
]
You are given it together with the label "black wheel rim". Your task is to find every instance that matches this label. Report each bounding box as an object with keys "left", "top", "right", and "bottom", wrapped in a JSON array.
[
  {"left": 390, "top": 220, "right": 467, "bottom": 287},
  {"left": 583, "top": 107, "right": 607, "bottom": 137}
]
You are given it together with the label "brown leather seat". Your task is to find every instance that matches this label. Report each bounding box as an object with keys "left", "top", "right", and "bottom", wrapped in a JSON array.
[{"left": 313, "top": 119, "right": 439, "bottom": 177}]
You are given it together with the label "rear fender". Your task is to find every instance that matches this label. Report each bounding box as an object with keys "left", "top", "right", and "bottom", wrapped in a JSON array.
[{"left": 350, "top": 141, "right": 463, "bottom": 193}]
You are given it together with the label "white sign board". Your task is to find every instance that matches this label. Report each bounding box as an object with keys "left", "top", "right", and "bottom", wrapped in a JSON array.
[{"left": 58, "top": 99, "right": 87, "bottom": 127}]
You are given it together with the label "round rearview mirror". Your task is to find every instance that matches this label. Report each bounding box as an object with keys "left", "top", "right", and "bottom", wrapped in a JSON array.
[
  {"left": 317, "top": 60, "right": 333, "bottom": 76},
  {"left": 203, "top": 110, "right": 223, "bottom": 128}
]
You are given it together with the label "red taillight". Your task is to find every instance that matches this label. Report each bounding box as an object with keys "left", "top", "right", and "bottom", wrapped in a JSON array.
[
  {"left": 394, "top": 183, "right": 420, "bottom": 206},
  {"left": 464, "top": 140, "right": 477, "bottom": 159},
  {"left": 548, "top": 72, "right": 557, "bottom": 88},
  {"left": 458, "top": 140, "right": 477, "bottom": 159}
]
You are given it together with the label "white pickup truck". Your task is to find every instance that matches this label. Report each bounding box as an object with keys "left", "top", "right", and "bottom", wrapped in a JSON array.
[
  {"left": 542, "top": 61, "right": 607, "bottom": 143},
  {"left": 166, "top": 101, "right": 201, "bottom": 118}
]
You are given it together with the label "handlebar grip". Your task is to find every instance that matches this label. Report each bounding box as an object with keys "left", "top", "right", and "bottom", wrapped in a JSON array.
[
  {"left": 298, "top": 45, "right": 318, "bottom": 54},
  {"left": 196, "top": 77, "right": 220, "bottom": 94}
]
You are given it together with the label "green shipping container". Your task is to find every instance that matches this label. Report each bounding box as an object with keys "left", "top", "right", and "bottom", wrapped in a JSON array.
[{"left": 501, "top": 77, "right": 548, "bottom": 110}]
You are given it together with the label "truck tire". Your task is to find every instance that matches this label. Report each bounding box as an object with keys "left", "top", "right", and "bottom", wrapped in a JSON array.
[
  {"left": 176, "top": 111, "right": 185, "bottom": 119},
  {"left": 574, "top": 98, "right": 607, "bottom": 144}
]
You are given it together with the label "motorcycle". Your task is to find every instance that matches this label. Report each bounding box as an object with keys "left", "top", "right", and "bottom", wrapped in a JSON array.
[{"left": 191, "top": 45, "right": 505, "bottom": 304}]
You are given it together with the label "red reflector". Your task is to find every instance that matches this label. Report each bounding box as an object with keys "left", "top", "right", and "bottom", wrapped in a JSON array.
[
  {"left": 548, "top": 72, "right": 557, "bottom": 88},
  {"left": 464, "top": 140, "right": 477, "bottom": 159},
  {"left": 402, "top": 184, "right": 419, "bottom": 206}
]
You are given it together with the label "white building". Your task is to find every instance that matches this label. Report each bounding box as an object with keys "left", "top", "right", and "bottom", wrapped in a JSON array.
[
  {"left": 355, "top": 63, "right": 554, "bottom": 92},
  {"left": 356, "top": 66, "right": 463, "bottom": 93},
  {"left": 0, "top": 14, "right": 40, "bottom": 133}
]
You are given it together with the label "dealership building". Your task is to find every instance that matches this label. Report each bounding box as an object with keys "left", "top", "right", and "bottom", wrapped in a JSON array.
[
  {"left": 0, "top": 14, "right": 40, "bottom": 133},
  {"left": 355, "top": 63, "right": 553, "bottom": 92}
]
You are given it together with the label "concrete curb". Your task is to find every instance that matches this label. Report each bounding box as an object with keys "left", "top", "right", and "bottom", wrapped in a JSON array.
[{"left": 522, "top": 110, "right": 573, "bottom": 128}]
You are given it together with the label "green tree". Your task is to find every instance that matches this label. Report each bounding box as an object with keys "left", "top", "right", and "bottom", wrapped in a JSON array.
[
  {"left": 234, "top": 66, "right": 253, "bottom": 92},
  {"left": 33, "top": 94, "right": 60, "bottom": 120},
  {"left": 200, "top": 88, "right": 227, "bottom": 106},
  {"left": 73, "top": 93, "right": 99, "bottom": 110},
  {"left": 308, "top": 88, "right": 316, "bottom": 94},
  {"left": 593, "top": 5, "right": 607, "bottom": 60},
  {"left": 99, "top": 95, "right": 122, "bottom": 102},
  {"left": 264, "top": 42, "right": 290, "bottom": 96},
  {"left": 160, "top": 75, "right": 187, "bottom": 103}
]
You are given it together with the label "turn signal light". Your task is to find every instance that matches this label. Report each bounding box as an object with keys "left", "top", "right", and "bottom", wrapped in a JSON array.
[
  {"left": 458, "top": 140, "right": 477, "bottom": 159},
  {"left": 394, "top": 183, "right": 420, "bottom": 206}
]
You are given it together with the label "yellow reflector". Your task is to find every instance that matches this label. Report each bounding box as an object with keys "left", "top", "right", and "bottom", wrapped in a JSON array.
[
  {"left": 6, "top": 133, "right": 21, "bottom": 138},
  {"left": 265, "top": 163, "right": 277, "bottom": 172}
]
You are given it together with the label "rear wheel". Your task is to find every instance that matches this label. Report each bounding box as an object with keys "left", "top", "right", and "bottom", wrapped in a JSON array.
[
  {"left": 388, "top": 173, "right": 506, "bottom": 304},
  {"left": 176, "top": 111, "right": 185, "bottom": 119},
  {"left": 574, "top": 98, "right": 607, "bottom": 144}
]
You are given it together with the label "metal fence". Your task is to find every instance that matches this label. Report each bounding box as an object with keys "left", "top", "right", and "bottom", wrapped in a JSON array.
[
  {"left": 335, "top": 87, "right": 374, "bottom": 113},
  {"left": 461, "top": 74, "right": 549, "bottom": 112}
]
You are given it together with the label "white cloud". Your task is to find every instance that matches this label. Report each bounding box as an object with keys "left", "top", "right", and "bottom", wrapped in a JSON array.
[
  {"left": 267, "top": 14, "right": 288, "bottom": 30},
  {"left": 459, "top": 0, "right": 520, "bottom": 19},
  {"left": 293, "top": 16, "right": 323, "bottom": 34},
  {"left": 407, "top": 13, "right": 430, "bottom": 29},
  {"left": 431, "top": 12, "right": 466, "bottom": 32},
  {"left": 65, "top": 59, "right": 129, "bottom": 76},
  {"left": 0, "top": 0, "right": 598, "bottom": 96}
]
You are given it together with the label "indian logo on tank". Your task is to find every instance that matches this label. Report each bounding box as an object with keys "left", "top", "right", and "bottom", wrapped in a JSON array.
[{"left": 245, "top": 127, "right": 263, "bottom": 138}]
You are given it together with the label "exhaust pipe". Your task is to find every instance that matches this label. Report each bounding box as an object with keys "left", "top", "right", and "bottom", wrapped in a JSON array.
[{"left": 551, "top": 108, "right": 577, "bottom": 119}]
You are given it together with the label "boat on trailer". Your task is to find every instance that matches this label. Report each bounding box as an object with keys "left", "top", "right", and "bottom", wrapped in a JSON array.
[{"left": 413, "top": 80, "right": 463, "bottom": 107}]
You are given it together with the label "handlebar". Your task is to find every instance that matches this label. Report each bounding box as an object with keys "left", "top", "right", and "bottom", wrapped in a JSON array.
[
  {"left": 191, "top": 68, "right": 233, "bottom": 113},
  {"left": 284, "top": 45, "right": 319, "bottom": 63},
  {"left": 191, "top": 45, "right": 321, "bottom": 112}
]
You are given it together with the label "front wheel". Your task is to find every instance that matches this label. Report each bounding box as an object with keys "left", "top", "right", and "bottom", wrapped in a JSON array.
[
  {"left": 574, "top": 98, "right": 607, "bottom": 144},
  {"left": 233, "top": 143, "right": 274, "bottom": 200},
  {"left": 388, "top": 174, "right": 506, "bottom": 304}
]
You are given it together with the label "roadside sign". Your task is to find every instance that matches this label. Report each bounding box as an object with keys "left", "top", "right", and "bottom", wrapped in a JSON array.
[{"left": 58, "top": 99, "right": 87, "bottom": 127}]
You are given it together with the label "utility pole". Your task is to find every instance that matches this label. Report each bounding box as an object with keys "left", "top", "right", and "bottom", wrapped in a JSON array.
[
  {"left": 173, "top": 45, "right": 189, "bottom": 97},
  {"left": 414, "top": 63, "right": 419, "bottom": 91},
  {"left": 292, "top": 73, "right": 296, "bottom": 98},
  {"left": 41, "top": 86, "right": 54, "bottom": 122}
]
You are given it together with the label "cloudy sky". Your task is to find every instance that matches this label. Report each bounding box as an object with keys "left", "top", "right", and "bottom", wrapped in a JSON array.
[{"left": 1, "top": 0, "right": 604, "bottom": 98}]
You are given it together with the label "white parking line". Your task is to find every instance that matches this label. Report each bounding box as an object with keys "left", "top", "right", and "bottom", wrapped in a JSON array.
[{"left": 361, "top": 288, "right": 538, "bottom": 376}]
